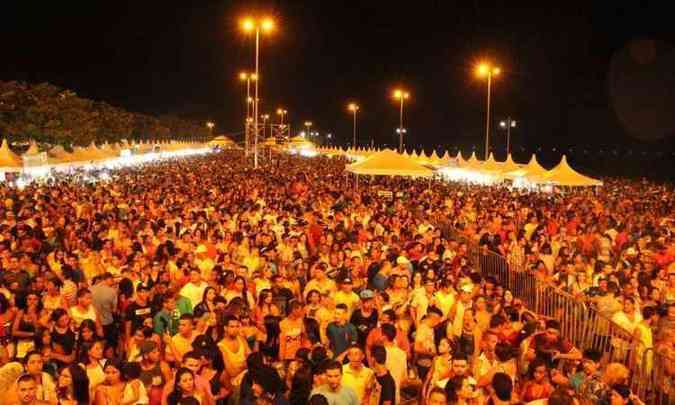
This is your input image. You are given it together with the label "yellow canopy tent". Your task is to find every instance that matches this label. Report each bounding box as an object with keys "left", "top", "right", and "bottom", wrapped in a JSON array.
[
  {"left": 543, "top": 155, "right": 603, "bottom": 186},
  {"left": 346, "top": 149, "right": 434, "bottom": 177}
]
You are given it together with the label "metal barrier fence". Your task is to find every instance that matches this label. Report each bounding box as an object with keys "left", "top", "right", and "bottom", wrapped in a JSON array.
[{"left": 443, "top": 226, "right": 674, "bottom": 404}]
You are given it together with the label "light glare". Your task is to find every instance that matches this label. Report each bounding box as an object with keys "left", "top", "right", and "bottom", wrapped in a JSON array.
[{"left": 241, "top": 18, "right": 255, "bottom": 32}]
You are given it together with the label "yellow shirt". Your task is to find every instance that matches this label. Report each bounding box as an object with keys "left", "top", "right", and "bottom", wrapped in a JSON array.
[
  {"left": 341, "top": 364, "right": 374, "bottom": 403},
  {"left": 218, "top": 336, "right": 249, "bottom": 378},
  {"left": 434, "top": 290, "right": 456, "bottom": 318},
  {"left": 197, "top": 258, "right": 215, "bottom": 280},
  {"left": 334, "top": 291, "right": 360, "bottom": 317},
  {"left": 171, "top": 333, "right": 195, "bottom": 362},
  {"left": 303, "top": 279, "right": 336, "bottom": 298}
]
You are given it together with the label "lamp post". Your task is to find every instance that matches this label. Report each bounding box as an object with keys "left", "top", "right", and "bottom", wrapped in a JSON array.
[
  {"left": 392, "top": 89, "right": 409, "bottom": 153},
  {"left": 347, "top": 103, "right": 359, "bottom": 147},
  {"left": 499, "top": 117, "right": 517, "bottom": 155},
  {"left": 206, "top": 121, "right": 214, "bottom": 138},
  {"left": 261, "top": 114, "right": 270, "bottom": 139},
  {"left": 476, "top": 62, "right": 500, "bottom": 160},
  {"left": 241, "top": 16, "right": 275, "bottom": 168},
  {"left": 276, "top": 108, "right": 287, "bottom": 137},
  {"left": 304, "top": 121, "right": 312, "bottom": 138},
  {"left": 239, "top": 72, "right": 256, "bottom": 155}
]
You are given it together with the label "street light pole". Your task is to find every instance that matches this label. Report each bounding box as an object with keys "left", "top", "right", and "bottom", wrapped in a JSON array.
[
  {"left": 240, "top": 72, "right": 254, "bottom": 156},
  {"left": 276, "top": 109, "right": 287, "bottom": 138},
  {"left": 476, "top": 62, "right": 500, "bottom": 160},
  {"left": 353, "top": 109, "right": 358, "bottom": 148},
  {"left": 253, "top": 28, "right": 260, "bottom": 168},
  {"left": 392, "top": 89, "right": 409, "bottom": 153},
  {"left": 399, "top": 96, "right": 404, "bottom": 152},
  {"left": 499, "top": 117, "right": 516, "bottom": 155},
  {"left": 348, "top": 103, "right": 359, "bottom": 147},
  {"left": 242, "top": 16, "right": 274, "bottom": 168},
  {"left": 506, "top": 115, "right": 511, "bottom": 155},
  {"left": 485, "top": 71, "right": 491, "bottom": 161}
]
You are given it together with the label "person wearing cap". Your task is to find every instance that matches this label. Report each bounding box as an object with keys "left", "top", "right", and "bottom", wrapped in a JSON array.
[
  {"left": 395, "top": 255, "right": 412, "bottom": 276},
  {"left": 334, "top": 277, "right": 360, "bottom": 318},
  {"left": 350, "top": 289, "right": 378, "bottom": 347},
  {"left": 194, "top": 244, "right": 215, "bottom": 281}
]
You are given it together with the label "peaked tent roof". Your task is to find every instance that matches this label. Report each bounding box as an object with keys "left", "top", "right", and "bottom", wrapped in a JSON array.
[
  {"left": 481, "top": 153, "right": 503, "bottom": 173},
  {"left": 23, "top": 141, "right": 41, "bottom": 156},
  {"left": 543, "top": 155, "right": 603, "bottom": 186},
  {"left": 0, "top": 139, "right": 23, "bottom": 168},
  {"left": 441, "top": 150, "right": 451, "bottom": 162},
  {"left": 346, "top": 149, "right": 433, "bottom": 177},
  {"left": 48, "top": 145, "right": 75, "bottom": 162},
  {"left": 504, "top": 154, "right": 548, "bottom": 180},
  {"left": 500, "top": 154, "right": 521, "bottom": 173},
  {"left": 465, "top": 151, "right": 484, "bottom": 170}
]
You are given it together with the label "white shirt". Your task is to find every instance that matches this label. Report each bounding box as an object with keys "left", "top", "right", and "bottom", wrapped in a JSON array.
[{"left": 384, "top": 345, "right": 407, "bottom": 405}]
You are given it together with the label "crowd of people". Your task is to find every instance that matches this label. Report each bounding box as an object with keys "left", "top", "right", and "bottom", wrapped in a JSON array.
[{"left": 0, "top": 150, "right": 672, "bottom": 405}]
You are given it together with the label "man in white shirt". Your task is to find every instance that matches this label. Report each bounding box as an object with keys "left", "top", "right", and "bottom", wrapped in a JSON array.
[
  {"left": 381, "top": 323, "right": 406, "bottom": 404},
  {"left": 179, "top": 269, "right": 208, "bottom": 307}
]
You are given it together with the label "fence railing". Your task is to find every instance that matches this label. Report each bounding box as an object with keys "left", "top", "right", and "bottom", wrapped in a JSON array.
[{"left": 442, "top": 226, "right": 674, "bottom": 404}]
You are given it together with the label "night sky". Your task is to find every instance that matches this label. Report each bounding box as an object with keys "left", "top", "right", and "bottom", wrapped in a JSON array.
[{"left": 2, "top": 1, "right": 674, "bottom": 178}]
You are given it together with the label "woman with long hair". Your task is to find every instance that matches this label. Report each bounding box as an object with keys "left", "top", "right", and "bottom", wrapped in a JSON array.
[
  {"left": 223, "top": 276, "right": 254, "bottom": 310},
  {"left": 254, "top": 289, "right": 280, "bottom": 329},
  {"left": 94, "top": 359, "right": 148, "bottom": 405},
  {"left": 194, "top": 287, "right": 218, "bottom": 320},
  {"left": 11, "top": 290, "right": 43, "bottom": 359},
  {"left": 79, "top": 340, "right": 106, "bottom": 394},
  {"left": 50, "top": 309, "right": 76, "bottom": 367},
  {"left": 75, "top": 319, "right": 98, "bottom": 355},
  {"left": 57, "top": 364, "right": 90, "bottom": 405},
  {"left": 167, "top": 367, "right": 206, "bottom": 405}
]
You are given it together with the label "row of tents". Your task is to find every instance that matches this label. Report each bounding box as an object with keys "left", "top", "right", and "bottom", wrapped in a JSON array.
[
  {"left": 311, "top": 146, "right": 602, "bottom": 187},
  {"left": 0, "top": 139, "right": 209, "bottom": 174}
]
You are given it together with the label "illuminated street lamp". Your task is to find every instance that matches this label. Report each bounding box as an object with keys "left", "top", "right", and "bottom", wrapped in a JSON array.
[
  {"left": 392, "top": 89, "right": 410, "bottom": 153},
  {"left": 276, "top": 108, "right": 287, "bottom": 126},
  {"left": 240, "top": 16, "right": 275, "bottom": 168},
  {"left": 347, "top": 103, "right": 359, "bottom": 147},
  {"left": 499, "top": 117, "right": 517, "bottom": 155},
  {"left": 206, "top": 121, "right": 214, "bottom": 137},
  {"left": 304, "top": 121, "right": 312, "bottom": 137},
  {"left": 476, "top": 62, "right": 500, "bottom": 160}
]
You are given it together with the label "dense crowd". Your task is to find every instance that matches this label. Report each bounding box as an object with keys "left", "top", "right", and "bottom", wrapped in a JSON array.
[{"left": 0, "top": 151, "right": 672, "bottom": 405}]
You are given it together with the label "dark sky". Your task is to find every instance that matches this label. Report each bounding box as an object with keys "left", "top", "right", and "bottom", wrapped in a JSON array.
[{"left": 2, "top": 1, "right": 674, "bottom": 176}]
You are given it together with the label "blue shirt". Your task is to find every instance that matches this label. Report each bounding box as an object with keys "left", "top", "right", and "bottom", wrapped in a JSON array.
[{"left": 326, "top": 322, "right": 358, "bottom": 356}]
